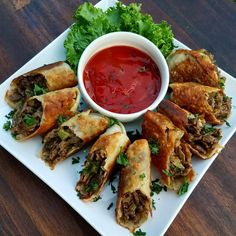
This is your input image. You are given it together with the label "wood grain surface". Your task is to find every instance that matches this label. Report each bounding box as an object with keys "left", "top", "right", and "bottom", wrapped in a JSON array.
[{"left": 0, "top": 0, "right": 236, "bottom": 235}]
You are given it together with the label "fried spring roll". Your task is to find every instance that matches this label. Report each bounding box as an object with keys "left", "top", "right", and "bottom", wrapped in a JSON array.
[
  {"left": 11, "top": 87, "right": 80, "bottom": 140},
  {"left": 159, "top": 100, "right": 222, "bottom": 159},
  {"left": 41, "top": 110, "right": 109, "bottom": 169},
  {"left": 5, "top": 61, "right": 77, "bottom": 109},
  {"left": 170, "top": 82, "right": 232, "bottom": 125},
  {"left": 116, "top": 139, "right": 151, "bottom": 232},
  {"left": 142, "top": 111, "right": 195, "bottom": 191},
  {"left": 167, "top": 49, "right": 222, "bottom": 87},
  {"left": 76, "top": 123, "right": 130, "bottom": 201}
]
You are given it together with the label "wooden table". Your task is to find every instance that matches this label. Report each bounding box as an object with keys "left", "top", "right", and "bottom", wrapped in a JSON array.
[{"left": 0, "top": 0, "right": 236, "bottom": 235}]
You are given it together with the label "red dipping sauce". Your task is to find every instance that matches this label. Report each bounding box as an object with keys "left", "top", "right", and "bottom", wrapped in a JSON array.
[{"left": 83, "top": 46, "right": 161, "bottom": 114}]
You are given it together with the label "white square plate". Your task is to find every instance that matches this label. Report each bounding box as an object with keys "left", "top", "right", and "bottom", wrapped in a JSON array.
[{"left": 0, "top": 0, "right": 236, "bottom": 235}]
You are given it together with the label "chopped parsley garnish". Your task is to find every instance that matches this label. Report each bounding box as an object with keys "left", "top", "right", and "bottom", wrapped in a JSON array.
[
  {"left": 85, "top": 178, "right": 99, "bottom": 193},
  {"left": 224, "top": 119, "right": 231, "bottom": 127},
  {"left": 127, "top": 129, "right": 142, "bottom": 142},
  {"left": 33, "top": 84, "right": 47, "bottom": 96},
  {"left": 107, "top": 202, "right": 113, "bottom": 210},
  {"left": 133, "top": 229, "right": 146, "bottom": 236},
  {"left": 3, "top": 120, "right": 11, "bottom": 131},
  {"left": 108, "top": 174, "right": 117, "bottom": 194},
  {"left": 5, "top": 110, "right": 16, "bottom": 119},
  {"left": 57, "top": 115, "right": 67, "bottom": 125},
  {"left": 139, "top": 173, "right": 146, "bottom": 180},
  {"left": 218, "top": 77, "right": 225, "bottom": 88},
  {"left": 116, "top": 148, "right": 129, "bottom": 166},
  {"left": 148, "top": 140, "right": 159, "bottom": 155},
  {"left": 93, "top": 195, "right": 101, "bottom": 202},
  {"left": 178, "top": 181, "right": 189, "bottom": 196},
  {"left": 72, "top": 156, "right": 80, "bottom": 164},
  {"left": 108, "top": 117, "right": 119, "bottom": 127},
  {"left": 202, "top": 125, "right": 216, "bottom": 134},
  {"left": 162, "top": 169, "right": 173, "bottom": 177},
  {"left": 58, "top": 128, "right": 70, "bottom": 140},
  {"left": 151, "top": 178, "right": 167, "bottom": 196},
  {"left": 81, "top": 160, "right": 100, "bottom": 175},
  {"left": 152, "top": 199, "right": 156, "bottom": 210},
  {"left": 23, "top": 114, "right": 36, "bottom": 126}
]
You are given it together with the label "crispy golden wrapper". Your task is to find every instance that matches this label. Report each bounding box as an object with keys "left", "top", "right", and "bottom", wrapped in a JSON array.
[
  {"left": 142, "top": 111, "right": 195, "bottom": 191},
  {"left": 170, "top": 82, "right": 231, "bottom": 125},
  {"left": 159, "top": 100, "right": 222, "bottom": 159},
  {"left": 5, "top": 61, "right": 77, "bottom": 109},
  {"left": 167, "top": 49, "right": 220, "bottom": 87},
  {"left": 76, "top": 124, "right": 130, "bottom": 202},
  {"left": 116, "top": 139, "right": 151, "bottom": 232},
  {"left": 11, "top": 87, "right": 80, "bottom": 140},
  {"left": 41, "top": 110, "right": 109, "bottom": 169}
]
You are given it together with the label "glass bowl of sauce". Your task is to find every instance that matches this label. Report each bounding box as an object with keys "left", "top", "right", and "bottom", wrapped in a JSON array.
[{"left": 78, "top": 32, "right": 169, "bottom": 122}]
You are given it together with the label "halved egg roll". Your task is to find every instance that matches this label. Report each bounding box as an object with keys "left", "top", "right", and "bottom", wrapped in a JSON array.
[
  {"left": 76, "top": 123, "right": 130, "bottom": 201},
  {"left": 41, "top": 110, "right": 109, "bottom": 169},
  {"left": 11, "top": 87, "right": 80, "bottom": 140},
  {"left": 159, "top": 100, "right": 222, "bottom": 159},
  {"left": 167, "top": 49, "right": 222, "bottom": 87},
  {"left": 170, "top": 82, "right": 232, "bottom": 125},
  {"left": 142, "top": 111, "right": 195, "bottom": 191},
  {"left": 5, "top": 61, "right": 77, "bottom": 109},
  {"left": 116, "top": 139, "right": 151, "bottom": 232}
]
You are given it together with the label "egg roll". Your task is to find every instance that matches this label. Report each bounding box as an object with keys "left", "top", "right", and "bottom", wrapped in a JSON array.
[
  {"left": 159, "top": 100, "right": 222, "bottom": 159},
  {"left": 116, "top": 139, "right": 151, "bottom": 232},
  {"left": 76, "top": 123, "right": 130, "bottom": 201},
  {"left": 11, "top": 87, "right": 80, "bottom": 141},
  {"left": 5, "top": 61, "right": 77, "bottom": 109},
  {"left": 142, "top": 111, "right": 195, "bottom": 191},
  {"left": 170, "top": 82, "right": 232, "bottom": 125},
  {"left": 41, "top": 110, "right": 109, "bottom": 169},
  {"left": 167, "top": 49, "right": 223, "bottom": 87}
]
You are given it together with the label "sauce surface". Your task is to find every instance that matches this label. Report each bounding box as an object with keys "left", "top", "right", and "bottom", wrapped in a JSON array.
[{"left": 83, "top": 46, "right": 161, "bottom": 114}]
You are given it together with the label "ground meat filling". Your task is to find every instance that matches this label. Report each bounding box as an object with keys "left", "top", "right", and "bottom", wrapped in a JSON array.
[
  {"left": 121, "top": 190, "right": 148, "bottom": 224},
  {"left": 186, "top": 115, "right": 221, "bottom": 154},
  {"left": 11, "top": 98, "right": 42, "bottom": 137},
  {"left": 169, "top": 145, "right": 191, "bottom": 178},
  {"left": 42, "top": 126, "right": 83, "bottom": 165},
  {"left": 208, "top": 92, "right": 232, "bottom": 121},
  {"left": 77, "top": 150, "right": 107, "bottom": 199},
  {"left": 10, "top": 74, "right": 47, "bottom": 104}
]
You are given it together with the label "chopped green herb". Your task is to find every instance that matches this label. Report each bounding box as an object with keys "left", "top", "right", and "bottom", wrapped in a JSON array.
[
  {"left": 224, "top": 120, "right": 231, "bottom": 127},
  {"left": 187, "top": 113, "right": 199, "bottom": 121},
  {"left": 58, "top": 128, "right": 70, "bottom": 140},
  {"left": 223, "top": 95, "right": 229, "bottom": 102},
  {"left": 107, "top": 202, "right": 113, "bottom": 210},
  {"left": 127, "top": 129, "right": 142, "bottom": 142},
  {"left": 93, "top": 195, "right": 101, "bottom": 202},
  {"left": 85, "top": 178, "right": 99, "bottom": 193},
  {"left": 148, "top": 140, "right": 159, "bottom": 155},
  {"left": 202, "top": 125, "right": 216, "bottom": 134},
  {"left": 133, "top": 229, "right": 146, "bottom": 236},
  {"left": 178, "top": 181, "right": 189, "bottom": 196},
  {"left": 162, "top": 169, "right": 173, "bottom": 177},
  {"left": 3, "top": 120, "right": 11, "bottom": 131},
  {"left": 139, "top": 173, "right": 146, "bottom": 180},
  {"left": 116, "top": 148, "right": 129, "bottom": 166},
  {"left": 152, "top": 199, "right": 156, "bottom": 210},
  {"left": 218, "top": 77, "right": 225, "bottom": 88},
  {"left": 110, "top": 183, "right": 117, "bottom": 194},
  {"left": 58, "top": 115, "right": 67, "bottom": 125},
  {"left": 151, "top": 178, "right": 166, "bottom": 196},
  {"left": 81, "top": 160, "right": 100, "bottom": 175},
  {"left": 108, "top": 117, "right": 119, "bottom": 127},
  {"left": 72, "top": 156, "right": 80, "bottom": 164},
  {"left": 108, "top": 174, "right": 117, "bottom": 193},
  {"left": 11, "top": 133, "right": 17, "bottom": 139},
  {"left": 5, "top": 110, "right": 16, "bottom": 119},
  {"left": 23, "top": 114, "right": 36, "bottom": 126},
  {"left": 33, "top": 84, "right": 47, "bottom": 96}
]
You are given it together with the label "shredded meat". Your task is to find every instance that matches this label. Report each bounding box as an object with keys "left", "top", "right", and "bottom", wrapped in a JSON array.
[
  {"left": 121, "top": 190, "right": 148, "bottom": 224},
  {"left": 186, "top": 116, "right": 221, "bottom": 154},
  {"left": 208, "top": 92, "right": 231, "bottom": 120},
  {"left": 11, "top": 98, "right": 42, "bottom": 137},
  {"left": 10, "top": 74, "right": 47, "bottom": 104},
  {"left": 42, "top": 127, "right": 83, "bottom": 166},
  {"left": 76, "top": 150, "right": 107, "bottom": 199},
  {"left": 169, "top": 145, "right": 191, "bottom": 178}
]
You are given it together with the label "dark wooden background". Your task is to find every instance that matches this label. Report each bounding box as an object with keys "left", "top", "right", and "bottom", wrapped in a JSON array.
[{"left": 0, "top": 0, "right": 236, "bottom": 235}]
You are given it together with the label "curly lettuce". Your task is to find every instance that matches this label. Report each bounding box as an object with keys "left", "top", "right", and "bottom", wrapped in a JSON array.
[{"left": 64, "top": 2, "right": 174, "bottom": 72}]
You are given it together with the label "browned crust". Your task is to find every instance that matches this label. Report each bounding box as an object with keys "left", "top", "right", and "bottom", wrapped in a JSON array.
[
  {"left": 168, "top": 49, "right": 219, "bottom": 87},
  {"left": 170, "top": 82, "right": 222, "bottom": 125}
]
